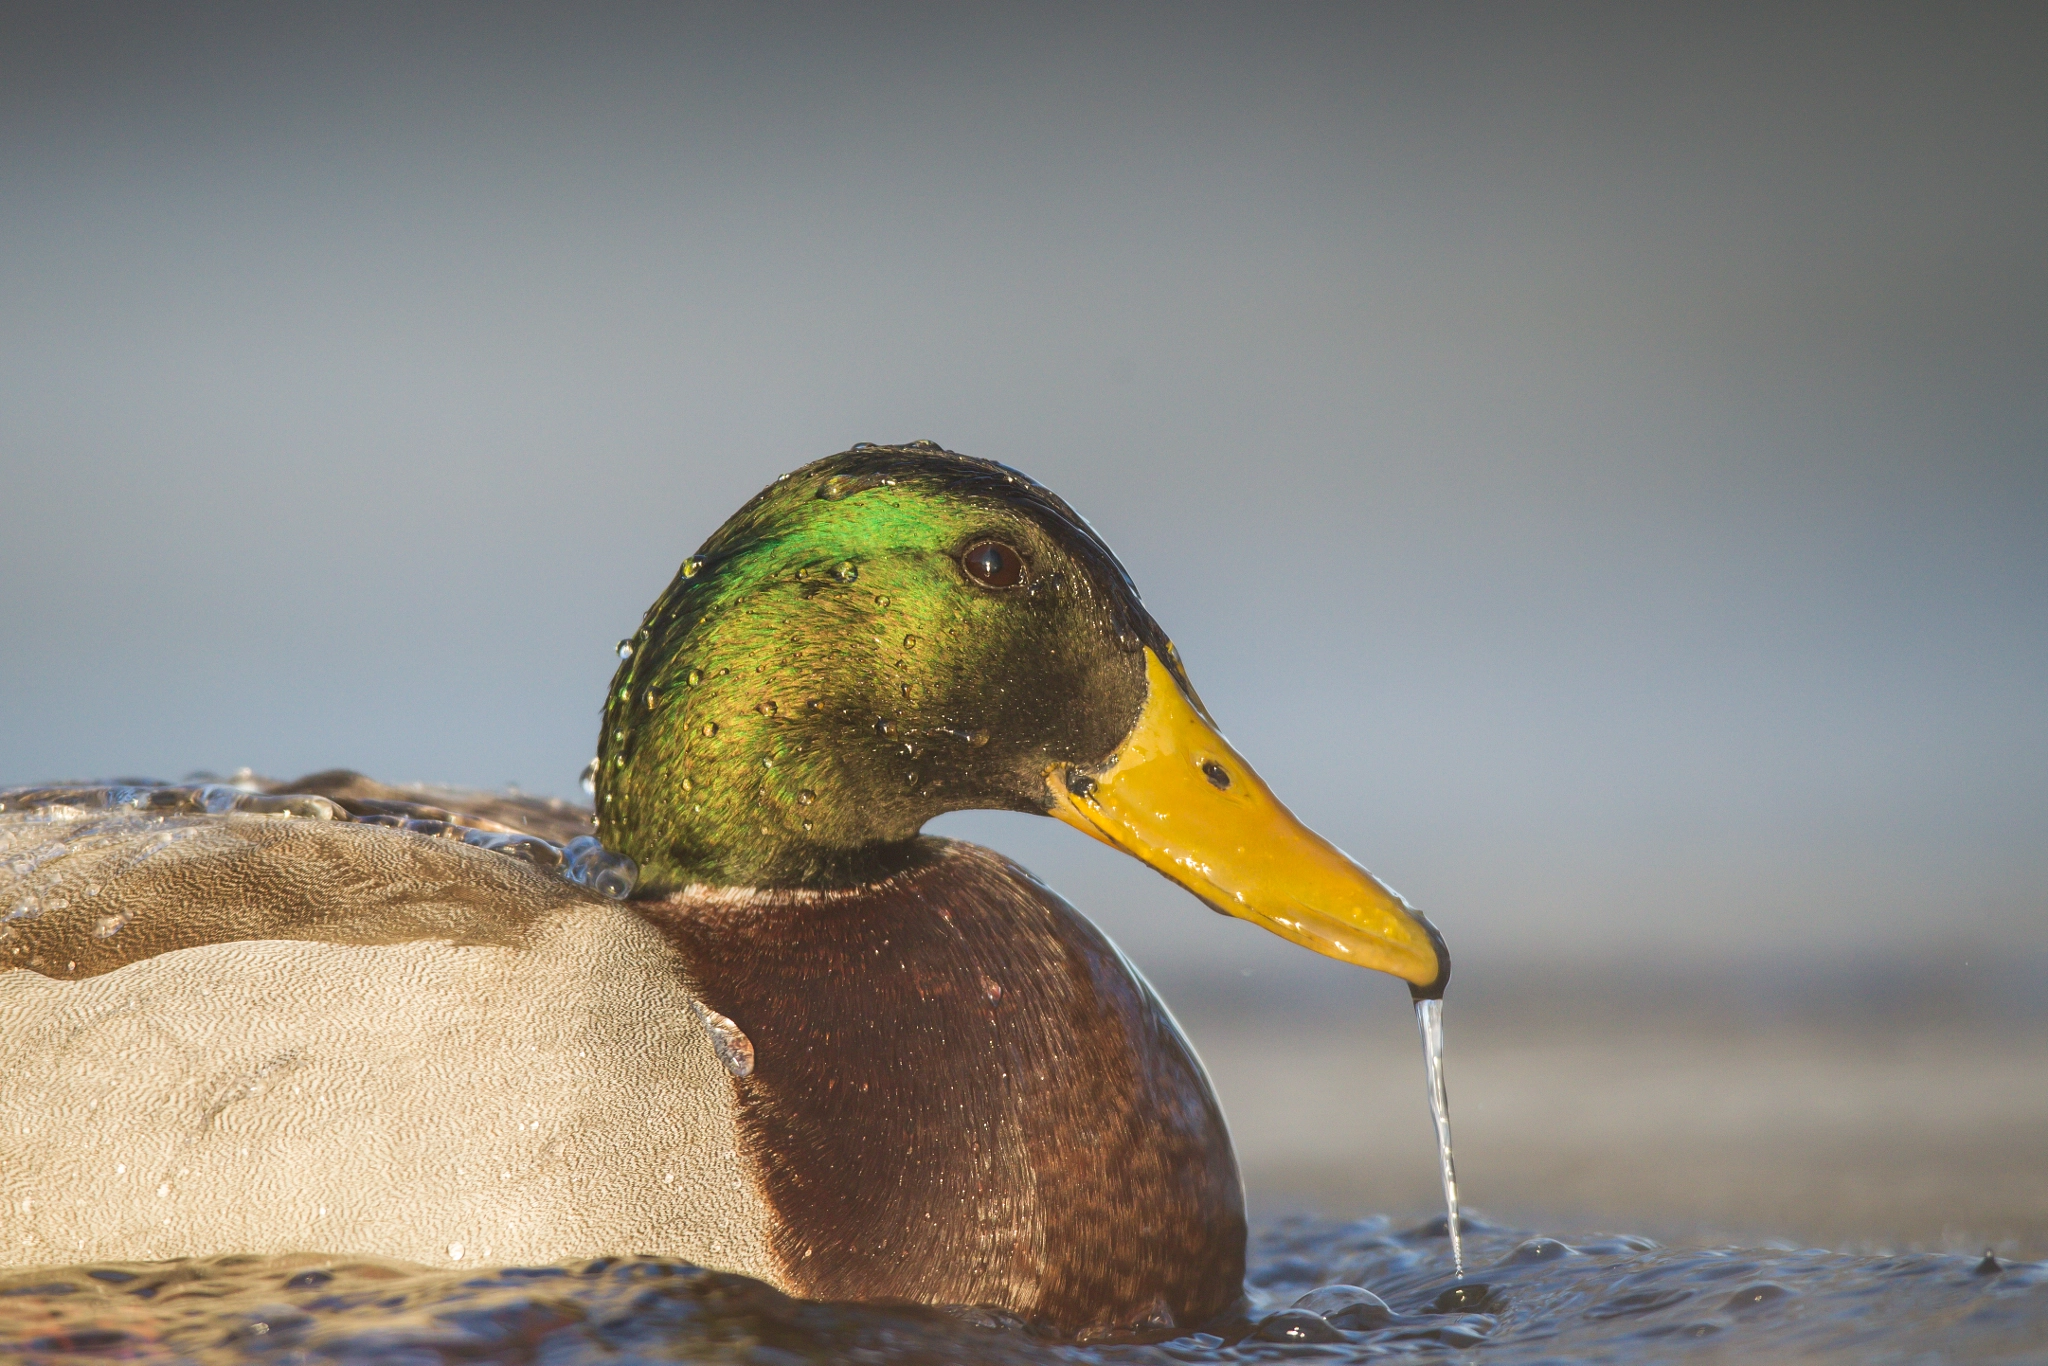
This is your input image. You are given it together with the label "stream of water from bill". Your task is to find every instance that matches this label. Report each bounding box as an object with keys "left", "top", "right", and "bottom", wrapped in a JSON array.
[{"left": 1414, "top": 996, "right": 1463, "bottom": 1279}]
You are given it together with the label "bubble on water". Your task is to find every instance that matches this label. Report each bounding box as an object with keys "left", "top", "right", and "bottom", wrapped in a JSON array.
[
  {"left": 1292, "top": 1285, "right": 1394, "bottom": 1329},
  {"left": 1500, "top": 1237, "right": 1576, "bottom": 1264},
  {"left": 1252, "top": 1310, "right": 1343, "bottom": 1343},
  {"left": 561, "top": 838, "right": 638, "bottom": 901},
  {"left": 690, "top": 1002, "right": 755, "bottom": 1078}
]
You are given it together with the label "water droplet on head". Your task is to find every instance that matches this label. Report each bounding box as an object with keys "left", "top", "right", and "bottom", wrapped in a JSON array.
[
  {"left": 579, "top": 759, "right": 599, "bottom": 795},
  {"left": 616, "top": 687, "right": 631, "bottom": 704},
  {"left": 875, "top": 719, "right": 897, "bottom": 738},
  {"left": 967, "top": 728, "right": 989, "bottom": 748},
  {"left": 680, "top": 777, "right": 693, "bottom": 793},
  {"left": 905, "top": 771, "right": 919, "bottom": 786},
  {"left": 834, "top": 561, "right": 858, "bottom": 583},
  {"left": 797, "top": 789, "right": 815, "bottom": 805},
  {"left": 616, "top": 640, "right": 634, "bottom": 660},
  {"left": 681, "top": 557, "right": 704, "bottom": 579},
  {"left": 874, "top": 594, "right": 889, "bottom": 609},
  {"left": 800, "top": 819, "right": 813, "bottom": 832},
  {"left": 902, "top": 634, "right": 919, "bottom": 650},
  {"left": 702, "top": 722, "right": 718, "bottom": 738},
  {"left": 687, "top": 668, "right": 703, "bottom": 686},
  {"left": 758, "top": 700, "right": 777, "bottom": 716}
]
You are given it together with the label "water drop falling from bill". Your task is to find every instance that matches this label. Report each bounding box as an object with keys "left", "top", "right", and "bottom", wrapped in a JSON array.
[{"left": 1415, "top": 996, "right": 1464, "bottom": 1278}]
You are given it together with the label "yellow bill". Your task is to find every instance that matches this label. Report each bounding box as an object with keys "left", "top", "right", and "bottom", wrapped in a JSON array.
[{"left": 1048, "top": 648, "right": 1449, "bottom": 994}]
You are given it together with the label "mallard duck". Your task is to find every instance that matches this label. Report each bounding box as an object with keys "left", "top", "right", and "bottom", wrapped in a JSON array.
[{"left": 0, "top": 443, "right": 1446, "bottom": 1339}]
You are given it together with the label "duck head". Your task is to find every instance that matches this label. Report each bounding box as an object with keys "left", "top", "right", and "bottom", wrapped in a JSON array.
[{"left": 597, "top": 442, "right": 1448, "bottom": 995}]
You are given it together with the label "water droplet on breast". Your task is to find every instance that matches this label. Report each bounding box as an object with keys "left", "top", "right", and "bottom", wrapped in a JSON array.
[
  {"left": 616, "top": 640, "right": 634, "bottom": 660},
  {"left": 758, "top": 700, "right": 777, "bottom": 716},
  {"left": 681, "top": 557, "right": 704, "bottom": 578},
  {"left": 902, "top": 634, "right": 919, "bottom": 650},
  {"left": 875, "top": 719, "right": 897, "bottom": 738},
  {"left": 834, "top": 561, "right": 858, "bottom": 583},
  {"left": 561, "top": 837, "right": 638, "bottom": 900},
  {"left": 701, "top": 722, "right": 718, "bottom": 738},
  {"left": 874, "top": 594, "right": 889, "bottom": 609},
  {"left": 797, "top": 789, "right": 815, "bottom": 804},
  {"left": 691, "top": 1002, "right": 756, "bottom": 1077},
  {"left": 687, "top": 668, "right": 702, "bottom": 686},
  {"left": 581, "top": 757, "right": 602, "bottom": 793}
]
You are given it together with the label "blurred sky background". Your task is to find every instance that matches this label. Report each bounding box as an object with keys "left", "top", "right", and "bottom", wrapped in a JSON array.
[{"left": 3, "top": 2, "right": 2043, "bottom": 1013}]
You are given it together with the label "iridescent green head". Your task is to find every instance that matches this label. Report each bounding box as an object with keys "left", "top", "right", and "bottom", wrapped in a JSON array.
[
  {"left": 598, "top": 441, "right": 1449, "bottom": 992},
  {"left": 596, "top": 443, "right": 1174, "bottom": 891}
]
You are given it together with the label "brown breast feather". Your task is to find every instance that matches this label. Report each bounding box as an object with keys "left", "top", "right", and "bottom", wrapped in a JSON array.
[{"left": 641, "top": 839, "right": 1246, "bottom": 1339}]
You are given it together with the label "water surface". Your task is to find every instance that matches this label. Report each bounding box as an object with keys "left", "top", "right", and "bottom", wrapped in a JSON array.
[{"left": 3, "top": 1215, "right": 2040, "bottom": 1364}]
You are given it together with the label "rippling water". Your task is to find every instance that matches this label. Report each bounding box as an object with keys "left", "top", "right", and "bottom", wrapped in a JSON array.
[{"left": 3, "top": 1215, "right": 2040, "bottom": 1364}]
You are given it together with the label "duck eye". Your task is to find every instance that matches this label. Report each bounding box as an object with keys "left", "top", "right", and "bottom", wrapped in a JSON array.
[{"left": 961, "top": 541, "right": 1025, "bottom": 589}]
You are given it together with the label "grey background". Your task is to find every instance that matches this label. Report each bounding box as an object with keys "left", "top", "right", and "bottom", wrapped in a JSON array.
[{"left": 4, "top": 4, "right": 2042, "bottom": 1030}]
